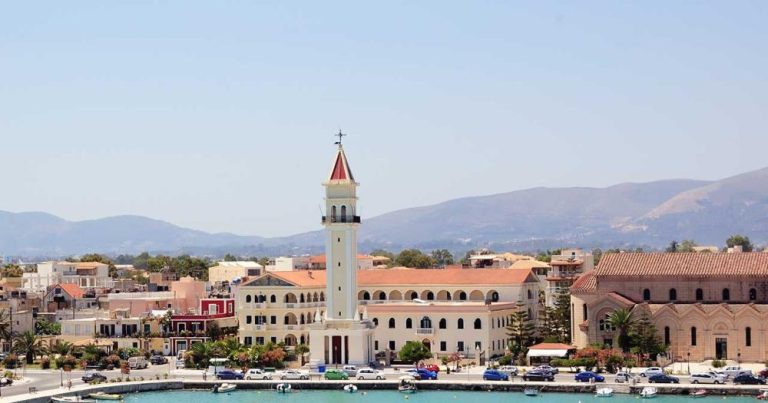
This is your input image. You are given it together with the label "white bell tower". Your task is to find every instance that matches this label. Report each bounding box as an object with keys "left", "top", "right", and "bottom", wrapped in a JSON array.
[{"left": 309, "top": 132, "right": 375, "bottom": 366}]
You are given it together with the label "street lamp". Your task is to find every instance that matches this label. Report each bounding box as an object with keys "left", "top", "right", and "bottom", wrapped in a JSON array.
[
  {"left": 687, "top": 351, "right": 690, "bottom": 375},
  {"left": 738, "top": 350, "right": 741, "bottom": 367}
]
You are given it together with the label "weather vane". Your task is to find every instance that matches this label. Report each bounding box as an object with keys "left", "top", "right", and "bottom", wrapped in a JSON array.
[{"left": 334, "top": 130, "right": 346, "bottom": 146}]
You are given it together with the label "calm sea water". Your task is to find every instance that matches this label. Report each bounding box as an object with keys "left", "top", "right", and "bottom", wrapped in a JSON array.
[{"left": 123, "top": 390, "right": 757, "bottom": 403}]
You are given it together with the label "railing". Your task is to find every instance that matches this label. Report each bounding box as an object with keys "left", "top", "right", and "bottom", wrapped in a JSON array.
[
  {"left": 321, "top": 215, "right": 361, "bottom": 224},
  {"left": 416, "top": 328, "right": 434, "bottom": 335}
]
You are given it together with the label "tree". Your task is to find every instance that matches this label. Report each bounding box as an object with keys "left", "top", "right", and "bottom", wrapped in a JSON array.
[
  {"left": 607, "top": 309, "right": 634, "bottom": 352},
  {"left": 0, "top": 309, "right": 10, "bottom": 343},
  {"left": 592, "top": 248, "right": 603, "bottom": 265},
  {"left": 369, "top": 249, "right": 395, "bottom": 260},
  {"left": 13, "top": 331, "right": 48, "bottom": 364},
  {"left": 35, "top": 318, "right": 61, "bottom": 335},
  {"left": 535, "top": 249, "right": 561, "bottom": 263},
  {"left": 51, "top": 340, "right": 74, "bottom": 356},
  {"left": 506, "top": 302, "right": 535, "bottom": 362},
  {"left": 678, "top": 240, "right": 697, "bottom": 252},
  {"left": 665, "top": 241, "right": 679, "bottom": 253},
  {"left": 629, "top": 310, "right": 665, "bottom": 360},
  {"left": 223, "top": 254, "right": 239, "bottom": 262},
  {"left": 398, "top": 341, "right": 432, "bottom": 365},
  {"left": 395, "top": 249, "right": 435, "bottom": 268},
  {"left": 541, "top": 290, "right": 571, "bottom": 343},
  {"left": 430, "top": 249, "right": 454, "bottom": 267},
  {"left": 295, "top": 344, "right": 310, "bottom": 366},
  {"left": 726, "top": 235, "right": 753, "bottom": 252},
  {"left": 1, "top": 264, "right": 23, "bottom": 277}
]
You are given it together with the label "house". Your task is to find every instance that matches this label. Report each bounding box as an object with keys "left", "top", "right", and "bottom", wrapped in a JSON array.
[
  {"left": 208, "top": 261, "right": 263, "bottom": 285},
  {"left": 22, "top": 261, "right": 112, "bottom": 291},
  {"left": 43, "top": 283, "right": 97, "bottom": 311},
  {"left": 545, "top": 249, "right": 593, "bottom": 307}
]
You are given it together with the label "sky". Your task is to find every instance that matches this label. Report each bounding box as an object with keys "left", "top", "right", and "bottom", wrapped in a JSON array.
[{"left": 1, "top": 1, "right": 767, "bottom": 237}]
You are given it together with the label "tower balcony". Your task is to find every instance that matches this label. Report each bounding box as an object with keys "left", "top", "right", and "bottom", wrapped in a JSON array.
[{"left": 321, "top": 215, "right": 361, "bottom": 224}]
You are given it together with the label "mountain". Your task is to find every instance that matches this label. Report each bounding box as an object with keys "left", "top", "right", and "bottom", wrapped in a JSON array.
[{"left": 2, "top": 167, "right": 767, "bottom": 257}]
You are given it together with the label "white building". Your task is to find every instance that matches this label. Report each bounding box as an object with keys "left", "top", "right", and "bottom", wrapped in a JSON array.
[
  {"left": 208, "top": 261, "right": 264, "bottom": 285},
  {"left": 272, "top": 256, "right": 311, "bottom": 272},
  {"left": 23, "top": 261, "right": 112, "bottom": 291},
  {"left": 545, "top": 248, "right": 594, "bottom": 307}
]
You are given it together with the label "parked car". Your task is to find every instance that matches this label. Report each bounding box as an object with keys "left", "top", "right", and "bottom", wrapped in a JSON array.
[
  {"left": 150, "top": 355, "right": 168, "bottom": 365},
  {"left": 759, "top": 369, "right": 768, "bottom": 379},
  {"left": 82, "top": 372, "right": 107, "bottom": 383},
  {"left": 324, "top": 369, "right": 349, "bottom": 380},
  {"left": 356, "top": 368, "right": 386, "bottom": 380},
  {"left": 280, "top": 369, "right": 309, "bottom": 380},
  {"left": 639, "top": 367, "right": 664, "bottom": 377},
  {"left": 497, "top": 366, "right": 519, "bottom": 376},
  {"left": 342, "top": 365, "right": 358, "bottom": 377},
  {"left": 216, "top": 369, "right": 244, "bottom": 380},
  {"left": 690, "top": 373, "right": 725, "bottom": 384},
  {"left": 615, "top": 372, "right": 633, "bottom": 383},
  {"left": 128, "top": 356, "right": 148, "bottom": 370},
  {"left": 575, "top": 371, "right": 605, "bottom": 382},
  {"left": 535, "top": 365, "right": 559, "bottom": 374},
  {"left": 724, "top": 367, "right": 752, "bottom": 378},
  {"left": 733, "top": 374, "right": 766, "bottom": 385},
  {"left": 413, "top": 368, "right": 438, "bottom": 380},
  {"left": 523, "top": 370, "right": 555, "bottom": 382},
  {"left": 483, "top": 369, "right": 509, "bottom": 381},
  {"left": 404, "top": 369, "right": 422, "bottom": 380},
  {"left": 648, "top": 374, "right": 680, "bottom": 384},
  {"left": 424, "top": 364, "right": 440, "bottom": 373},
  {"left": 244, "top": 368, "right": 273, "bottom": 380}
]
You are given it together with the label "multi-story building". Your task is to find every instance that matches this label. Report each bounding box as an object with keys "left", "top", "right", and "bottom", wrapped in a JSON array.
[
  {"left": 545, "top": 249, "right": 593, "bottom": 307},
  {"left": 23, "top": 261, "right": 113, "bottom": 291},
  {"left": 208, "top": 261, "right": 263, "bottom": 285},
  {"left": 571, "top": 252, "right": 768, "bottom": 362}
]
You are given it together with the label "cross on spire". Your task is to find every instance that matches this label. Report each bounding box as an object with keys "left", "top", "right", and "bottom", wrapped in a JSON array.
[{"left": 334, "top": 130, "right": 347, "bottom": 147}]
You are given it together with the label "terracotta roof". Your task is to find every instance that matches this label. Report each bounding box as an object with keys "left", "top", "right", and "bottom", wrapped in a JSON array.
[
  {"left": 510, "top": 259, "right": 550, "bottom": 270},
  {"left": 260, "top": 268, "right": 537, "bottom": 288},
  {"left": 596, "top": 252, "right": 768, "bottom": 278},
  {"left": 328, "top": 146, "right": 355, "bottom": 182},
  {"left": 50, "top": 283, "right": 85, "bottom": 298},
  {"left": 570, "top": 271, "right": 597, "bottom": 293},
  {"left": 528, "top": 343, "right": 575, "bottom": 350}
]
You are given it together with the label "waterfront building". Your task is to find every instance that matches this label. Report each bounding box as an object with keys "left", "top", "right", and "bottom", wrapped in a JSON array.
[
  {"left": 571, "top": 252, "right": 768, "bottom": 362},
  {"left": 545, "top": 249, "right": 593, "bottom": 307}
]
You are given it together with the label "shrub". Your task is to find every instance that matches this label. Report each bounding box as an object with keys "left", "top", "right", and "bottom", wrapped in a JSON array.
[
  {"left": 41, "top": 356, "right": 51, "bottom": 369},
  {"left": 497, "top": 355, "right": 513, "bottom": 366},
  {"left": 3, "top": 354, "right": 19, "bottom": 369},
  {"left": 712, "top": 359, "right": 725, "bottom": 368}
]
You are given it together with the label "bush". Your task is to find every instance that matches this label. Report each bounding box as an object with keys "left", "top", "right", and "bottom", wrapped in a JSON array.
[
  {"left": 711, "top": 359, "right": 725, "bottom": 368},
  {"left": 3, "top": 354, "right": 19, "bottom": 369},
  {"left": 41, "top": 356, "right": 51, "bottom": 369},
  {"left": 498, "top": 355, "right": 513, "bottom": 366}
]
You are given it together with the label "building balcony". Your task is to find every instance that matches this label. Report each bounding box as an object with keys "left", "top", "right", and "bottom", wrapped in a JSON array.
[
  {"left": 416, "top": 328, "right": 434, "bottom": 335},
  {"left": 321, "top": 215, "right": 361, "bottom": 224}
]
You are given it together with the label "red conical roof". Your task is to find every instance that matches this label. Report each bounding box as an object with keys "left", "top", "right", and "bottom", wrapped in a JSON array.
[{"left": 328, "top": 147, "right": 355, "bottom": 182}]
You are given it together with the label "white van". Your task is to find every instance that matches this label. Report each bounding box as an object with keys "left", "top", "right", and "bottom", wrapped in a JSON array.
[{"left": 128, "top": 356, "right": 148, "bottom": 369}]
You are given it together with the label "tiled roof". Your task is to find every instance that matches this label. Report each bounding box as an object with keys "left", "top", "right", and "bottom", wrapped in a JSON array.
[
  {"left": 596, "top": 252, "right": 768, "bottom": 277},
  {"left": 258, "top": 268, "right": 537, "bottom": 288},
  {"left": 528, "top": 343, "right": 575, "bottom": 350},
  {"left": 328, "top": 146, "right": 355, "bottom": 182},
  {"left": 50, "top": 283, "right": 84, "bottom": 298},
  {"left": 570, "top": 271, "right": 597, "bottom": 293}
]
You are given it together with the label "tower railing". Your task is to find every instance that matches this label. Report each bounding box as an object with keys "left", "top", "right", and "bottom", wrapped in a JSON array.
[{"left": 321, "top": 215, "right": 361, "bottom": 224}]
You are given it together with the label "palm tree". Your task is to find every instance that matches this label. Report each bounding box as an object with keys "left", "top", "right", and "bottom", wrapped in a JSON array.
[
  {"left": 51, "top": 341, "right": 74, "bottom": 356},
  {"left": 13, "top": 331, "right": 48, "bottom": 364},
  {"left": 0, "top": 309, "right": 10, "bottom": 343},
  {"left": 295, "top": 344, "right": 310, "bottom": 366},
  {"left": 190, "top": 341, "right": 223, "bottom": 368},
  {"left": 608, "top": 308, "right": 635, "bottom": 352}
]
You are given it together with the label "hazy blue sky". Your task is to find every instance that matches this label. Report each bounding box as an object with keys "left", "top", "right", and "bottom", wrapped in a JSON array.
[{"left": 1, "top": 1, "right": 766, "bottom": 237}]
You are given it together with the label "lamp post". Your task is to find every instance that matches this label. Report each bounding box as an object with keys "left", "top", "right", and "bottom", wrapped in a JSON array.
[
  {"left": 60, "top": 367, "right": 64, "bottom": 387},
  {"left": 687, "top": 351, "right": 690, "bottom": 375},
  {"left": 737, "top": 350, "right": 741, "bottom": 367}
]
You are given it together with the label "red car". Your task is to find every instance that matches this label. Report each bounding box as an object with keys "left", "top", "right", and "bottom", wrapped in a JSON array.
[{"left": 424, "top": 364, "right": 440, "bottom": 373}]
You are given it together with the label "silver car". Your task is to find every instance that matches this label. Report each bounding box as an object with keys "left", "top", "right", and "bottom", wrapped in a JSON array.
[{"left": 690, "top": 373, "right": 725, "bottom": 384}]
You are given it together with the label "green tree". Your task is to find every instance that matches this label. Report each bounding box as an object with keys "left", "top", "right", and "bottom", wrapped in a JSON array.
[
  {"left": 223, "top": 254, "right": 239, "bottom": 262},
  {"left": 506, "top": 302, "right": 535, "bottom": 362},
  {"left": 541, "top": 290, "right": 571, "bottom": 343},
  {"left": 665, "top": 240, "right": 679, "bottom": 253},
  {"left": 592, "top": 248, "right": 603, "bottom": 265},
  {"left": 398, "top": 341, "right": 432, "bottom": 365},
  {"left": 607, "top": 308, "right": 635, "bottom": 352},
  {"left": 678, "top": 240, "right": 697, "bottom": 252},
  {"left": 51, "top": 340, "right": 74, "bottom": 356},
  {"left": 726, "top": 234, "right": 753, "bottom": 252},
  {"left": 369, "top": 249, "right": 395, "bottom": 260},
  {"left": 295, "top": 343, "right": 310, "bottom": 366},
  {"left": 1, "top": 264, "right": 23, "bottom": 277},
  {"left": 629, "top": 310, "right": 665, "bottom": 359},
  {"left": 13, "top": 331, "right": 48, "bottom": 364},
  {"left": 395, "top": 249, "right": 435, "bottom": 268},
  {"left": 535, "top": 249, "right": 562, "bottom": 263},
  {"left": 35, "top": 318, "right": 61, "bottom": 335},
  {"left": 0, "top": 309, "right": 10, "bottom": 343},
  {"left": 430, "top": 249, "right": 454, "bottom": 267}
]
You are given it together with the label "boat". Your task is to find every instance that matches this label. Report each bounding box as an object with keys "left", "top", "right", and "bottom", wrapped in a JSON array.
[
  {"left": 524, "top": 387, "right": 539, "bottom": 396},
  {"left": 398, "top": 376, "right": 417, "bottom": 394},
  {"left": 756, "top": 390, "right": 768, "bottom": 400},
  {"left": 276, "top": 383, "right": 292, "bottom": 393},
  {"left": 596, "top": 388, "right": 614, "bottom": 397},
  {"left": 640, "top": 387, "right": 658, "bottom": 398},
  {"left": 212, "top": 383, "right": 237, "bottom": 393},
  {"left": 691, "top": 389, "right": 707, "bottom": 398},
  {"left": 51, "top": 397, "right": 97, "bottom": 403},
  {"left": 88, "top": 392, "right": 124, "bottom": 400},
  {"left": 343, "top": 384, "right": 358, "bottom": 393}
]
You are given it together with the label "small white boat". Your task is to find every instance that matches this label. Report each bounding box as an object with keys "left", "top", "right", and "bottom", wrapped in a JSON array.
[
  {"left": 52, "top": 397, "right": 97, "bottom": 403},
  {"left": 213, "top": 383, "right": 237, "bottom": 393},
  {"left": 640, "top": 387, "right": 658, "bottom": 398},
  {"left": 596, "top": 388, "right": 614, "bottom": 397},
  {"left": 88, "top": 392, "right": 124, "bottom": 400},
  {"left": 756, "top": 390, "right": 768, "bottom": 400},
  {"left": 276, "top": 383, "right": 292, "bottom": 393},
  {"left": 343, "top": 384, "right": 358, "bottom": 393},
  {"left": 398, "top": 376, "right": 417, "bottom": 393},
  {"left": 524, "top": 387, "right": 539, "bottom": 396},
  {"left": 692, "top": 389, "right": 707, "bottom": 398}
]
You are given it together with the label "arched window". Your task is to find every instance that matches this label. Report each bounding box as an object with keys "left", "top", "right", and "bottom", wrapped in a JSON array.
[
  {"left": 270, "top": 295, "right": 276, "bottom": 303},
  {"left": 388, "top": 318, "right": 395, "bottom": 329},
  {"left": 457, "top": 318, "right": 464, "bottom": 329},
  {"left": 420, "top": 316, "right": 432, "bottom": 329},
  {"left": 582, "top": 304, "right": 588, "bottom": 321},
  {"left": 749, "top": 288, "right": 757, "bottom": 301},
  {"left": 722, "top": 288, "right": 730, "bottom": 301},
  {"left": 643, "top": 289, "right": 651, "bottom": 301},
  {"left": 691, "top": 327, "right": 697, "bottom": 346},
  {"left": 695, "top": 288, "right": 703, "bottom": 301},
  {"left": 300, "top": 294, "right": 305, "bottom": 303},
  {"left": 377, "top": 291, "right": 386, "bottom": 300},
  {"left": 491, "top": 292, "right": 499, "bottom": 302},
  {"left": 527, "top": 289, "right": 532, "bottom": 300},
  {"left": 341, "top": 205, "right": 347, "bottom": 221},
  {"left": 410, "top": 291, "right": 418, "bottom": 300},
  {"left": 474, "top": 318, "right": 482, "bottom": 329},
  {"left": 406, "top": 318, "right": 413, "bottom": 329},
  {"left": 439, "top": 318, "right": 447, "bottom": 329},
  {"left": 372, "top": 318, "right": 378, "bottom": 326},
  {"left": 669, "top": 288, "right": 677, "bottom": 301},
  {"left": 459, "top": 291, "right": 467, "bottom": 301},
  {"left": 664, "top": 326, "right": 670, "bottom": 345},
  {"left": 362, "top": 291, "right": 370, "bottom": 300},
  {"left": 746, "top": 327, "right": 752, "bottom": 347},
  {"left": 331, "top": 205, "right": 337, "bottom": 220},
  {"left": 426, "top": 291, "right": 434, "bottom": 300},
  {"left": 246, "top": 295, "right": 252, "bottom": 303}
]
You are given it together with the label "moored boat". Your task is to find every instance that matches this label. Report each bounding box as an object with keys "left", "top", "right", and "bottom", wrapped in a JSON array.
[
  {"left": 88, "top": 392, "right": 123, "bottom": 400},
  {"left": 51, "top": 397, "right": 97, "bottom": 403},
  {"left": 398, "top": 376, "right": 417, "bottom": 394},
  {"left": 276, "top": 383, "right": 292, "bottom": 393},
  {"left": 212, "top": 383, "right": 237, "bottom": 393},
  {"left": 692, "top": 389, "right": 707, "bottom": 398},
  {"left": 343, "top": 384, "right": 358, "bottom": 393},
  {"left": 524, "top": 387, "right": 539, "bottom": 396},
  {"left": 640, "top": 387, "right": 658, "bottom": 398},
  {"left": 596, "top": 387, "right": 614, "bottom": 397}
]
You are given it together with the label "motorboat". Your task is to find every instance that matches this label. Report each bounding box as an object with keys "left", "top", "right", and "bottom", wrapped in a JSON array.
[
  {"left": 640, "top": 387, "right": 658, "bottom": 398},
  {"left": 398, "top": 376, "right": 417, "bottom": 393},
  {"left": 276, "top": 383, "right": 292, "bottom": 393},
  {"left": 88, "top": 392, "right": 124, "bottom": 400},
  {"left": 524, "top": 387, "right": 539, "bottom": 396},
  {"left": 51, "top": 397, "right": 97, "bottom": 403},
  {"left": 596, "top": 388, "right": 614, "bottom": 397},
  {"left": 343, "top": 384, "right": 358, "bottom": 393},
  {"left": 691, "top": 389, "right": 707, "bottom": 398},
  {"left": 212, "top": 383, "right": 237, "bottom": 393}
]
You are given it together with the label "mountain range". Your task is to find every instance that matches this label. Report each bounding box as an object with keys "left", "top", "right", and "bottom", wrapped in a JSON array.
[{"left": 2, "top": 167, "right": 768, "bottom": 258}]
